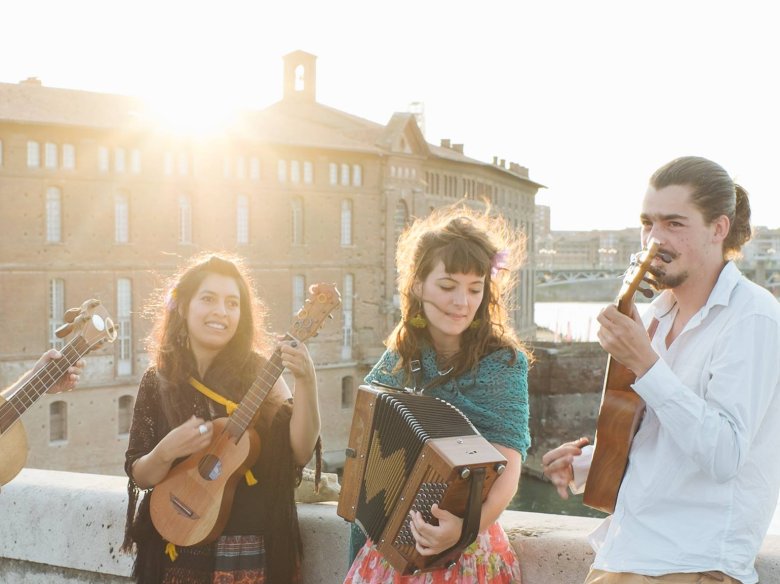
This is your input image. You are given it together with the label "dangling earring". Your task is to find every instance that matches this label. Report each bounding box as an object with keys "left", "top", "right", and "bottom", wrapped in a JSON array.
[
  {"left": 469, "top": 318, "right": 482, "bottom": 330},
  {"left": 177, "top": 326, "right": 190, "bottom": 349},
  {"left": 410, "top": 313, "right": 428, "bottom": 329}
]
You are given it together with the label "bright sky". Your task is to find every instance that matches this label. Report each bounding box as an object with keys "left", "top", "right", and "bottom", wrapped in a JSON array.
[{"left": 3, "top": 0, "right": 778, "bottom": 231}]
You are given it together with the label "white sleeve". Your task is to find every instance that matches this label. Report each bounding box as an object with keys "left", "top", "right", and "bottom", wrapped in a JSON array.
[{"left": 569, "top": 444, "right": 594, "bottom": 495}]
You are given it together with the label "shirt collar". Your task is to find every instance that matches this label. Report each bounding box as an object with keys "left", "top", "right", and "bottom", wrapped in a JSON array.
[{"left": 650, "top": 261, "right": 742, "bottom": 321}]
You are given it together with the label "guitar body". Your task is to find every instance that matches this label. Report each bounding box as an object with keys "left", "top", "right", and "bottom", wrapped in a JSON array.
[
  {"left": 582, "top": 356, "right": 645, "bottom": 513},
  {"left": 582, "top": 242, "right": 659, "bottom": 514},
  {"left": 0, "top": 396, "right": 29, "bottom": 486},
  {"left": 150, "top": 418, "right": 261, "bottom": 547}
]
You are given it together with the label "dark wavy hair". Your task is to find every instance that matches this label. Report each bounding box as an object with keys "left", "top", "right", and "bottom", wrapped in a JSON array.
[
  {"left": 650, "top": 156, "right": 752, "bottom": 259},
  {"left": 146, "top": 253, "right": 269, "bottom": 388},
  {"left": 388, "top": 204, "right": 530, "bottom": 386}
]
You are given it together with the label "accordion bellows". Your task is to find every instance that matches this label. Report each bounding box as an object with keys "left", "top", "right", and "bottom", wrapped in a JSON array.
[{"left": 338, "top": 384, "right": 507, "bottom": 575}]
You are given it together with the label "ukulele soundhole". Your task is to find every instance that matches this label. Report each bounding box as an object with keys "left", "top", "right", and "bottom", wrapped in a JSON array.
[{"left": 198, "top": 454, "right": 222, "bottom": 481}]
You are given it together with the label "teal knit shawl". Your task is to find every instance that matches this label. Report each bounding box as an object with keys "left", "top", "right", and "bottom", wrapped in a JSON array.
[{"left": 364, "top": 346, "right": 531, "bottom": 459}]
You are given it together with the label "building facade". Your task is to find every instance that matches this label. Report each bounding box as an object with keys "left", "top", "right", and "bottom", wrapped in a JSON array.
[{"left": 0, "top": 50, "right": 543, "bottom": 476}]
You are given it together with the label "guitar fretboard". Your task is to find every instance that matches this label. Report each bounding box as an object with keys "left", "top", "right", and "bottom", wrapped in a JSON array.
[{"left": 0, "top": 337, "right": 89, "bottom": 435}]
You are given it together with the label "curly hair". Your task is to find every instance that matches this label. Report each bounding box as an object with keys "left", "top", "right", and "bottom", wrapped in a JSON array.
[
  {"left": 388, "top": 204, "right": 530, "bottom": 386},
  {"left": 146, "top": 253, "right": 270, "bottom": 388}
]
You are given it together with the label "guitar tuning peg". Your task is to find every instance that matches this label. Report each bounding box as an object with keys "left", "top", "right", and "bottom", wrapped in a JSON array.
[
  {"left": 63, "top": 307, "right": 81, "bottom": 324},
  {"left": 55, "top": 322, "right": 74, "bottom": 338},
  {"left": 328, "top": 314, "right": 334, "bottom": 319},
  {"left": 657, "top": 252, "right": 673, "bottom": 263},
  {"left": 638, "top": 286, "right": 655, "bottom": 299}
]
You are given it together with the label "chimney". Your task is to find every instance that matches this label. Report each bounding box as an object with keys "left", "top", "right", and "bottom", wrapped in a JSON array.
[
  {"left": 20, "top": 77, "right": 42, "bottom": 87},
  {"left": 500, "top": 159, "right": 506, "bottom": 168},
  {"left": 492, "top": 156, "right": 499, "bottom": 165},
  {"left": 452, "top": 144, "right": 464, "bottom": 154},
  {"left": 440, "top": 138, "right": 451, "bottom": 148}
]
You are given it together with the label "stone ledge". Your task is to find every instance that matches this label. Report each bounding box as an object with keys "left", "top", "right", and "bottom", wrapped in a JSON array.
[{"left": 2, "top": 469, "right": 780, "bottom": 583}]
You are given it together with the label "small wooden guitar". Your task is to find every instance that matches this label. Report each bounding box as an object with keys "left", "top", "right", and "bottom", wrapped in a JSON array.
[
  {"left": 0, "top": 299, "right": 117, "bottom": 486},
  {"left": 150, "top": 283, "right": 341, "bottom": 547},
  {"left": 583, "top": 241, "right": 659, "bottom": 513}
]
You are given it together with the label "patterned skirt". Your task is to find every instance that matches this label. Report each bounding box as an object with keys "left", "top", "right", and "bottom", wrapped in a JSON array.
[
  {"left": 161, "top": 534, "right": 266, "bottom": 584},
  {"left": 344, "top": 523, "right": 522, "bottom": 583}
]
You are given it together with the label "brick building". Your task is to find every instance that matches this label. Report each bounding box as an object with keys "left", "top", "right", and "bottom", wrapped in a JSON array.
[{"left": 0, "top": 50, "right": 543, "bottom": 476}]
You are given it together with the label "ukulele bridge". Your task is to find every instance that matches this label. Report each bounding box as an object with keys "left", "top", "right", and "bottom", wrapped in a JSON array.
[{"left": 169, "top": 494, "right": 200, "bottom": 519}]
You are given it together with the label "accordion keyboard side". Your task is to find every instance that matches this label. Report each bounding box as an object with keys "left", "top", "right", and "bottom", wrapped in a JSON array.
[{"left": 378, "top": 435, "right": 507, "bottom": 575}]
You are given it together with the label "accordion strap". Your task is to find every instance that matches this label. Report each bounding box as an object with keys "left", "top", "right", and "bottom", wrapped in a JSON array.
[{"left": 436, "top": 467, "right": 486, "bottom": 569}]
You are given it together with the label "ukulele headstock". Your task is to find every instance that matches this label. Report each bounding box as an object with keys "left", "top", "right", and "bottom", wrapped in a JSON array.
[
  {"left": 290, "top": 283, "right": 341, "bottom": 342},
  {"left": 55, "top": 299, "right": 118, "bottom": 350}
]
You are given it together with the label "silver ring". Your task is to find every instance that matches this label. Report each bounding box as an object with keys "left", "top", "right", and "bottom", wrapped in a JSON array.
[{"left": 198, "top": 424, "right": 208, "bottom": 436}]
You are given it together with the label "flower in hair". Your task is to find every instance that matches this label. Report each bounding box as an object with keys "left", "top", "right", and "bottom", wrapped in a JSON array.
[
  {"left": 491, "top": 249, "right": 510, "bottom": 278},
  {"left": 164, "top": 287, "right": 178, "bottom": 311}
]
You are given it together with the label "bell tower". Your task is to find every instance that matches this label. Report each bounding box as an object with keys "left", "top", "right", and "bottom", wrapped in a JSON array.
[{"left": 282, "top": 50, "right": 317, "bottom": 103}]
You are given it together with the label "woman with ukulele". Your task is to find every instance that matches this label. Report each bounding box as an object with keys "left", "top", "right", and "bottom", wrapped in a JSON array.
[
  {"left": 122, "top": 254, "right": 321, "bottom": 584},
  {"left": 345, "top": 206, "right": 531, "bottom": 583}
]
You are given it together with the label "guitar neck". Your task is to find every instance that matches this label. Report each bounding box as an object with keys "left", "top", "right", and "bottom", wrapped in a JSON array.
[
  {"left": 0, "top": 336, "right": 89, "bottom": 434},
  {"left": 226, "top": 344, "right": 287, "bottom": 438}
]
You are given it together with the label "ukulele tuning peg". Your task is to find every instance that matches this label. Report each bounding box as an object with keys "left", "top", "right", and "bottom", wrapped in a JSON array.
[
  {"left": 55, "top": 322, "right": 74, "bottom": 338},
  {"left": 656, "top": 252, "right": 673, "bottom": 264},
  {"left": 63, "top": 307, "right": 81, "bottom": 324},
  {"left": 328, "top": 314, "right": 334, "bottom": 319}
]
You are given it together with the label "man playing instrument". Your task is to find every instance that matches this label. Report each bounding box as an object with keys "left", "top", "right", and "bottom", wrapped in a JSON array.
[{"left": 543, "top": 156, "right": 780, "bottom": 584}]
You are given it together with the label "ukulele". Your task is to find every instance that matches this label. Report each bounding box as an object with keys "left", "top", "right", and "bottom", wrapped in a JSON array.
[
  {"left": 582, "top": 241, "right": 659, "bottom": 513},
  {"left": 150, "top": 283, "right": 341, "bottom": 547},
  {"left": 0, "top": 299, "right": 117, "bottom": 486}
]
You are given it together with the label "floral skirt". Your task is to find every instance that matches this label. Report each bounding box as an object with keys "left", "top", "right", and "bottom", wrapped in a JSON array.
[{"left": 344, "top": 523, "right": 522, "bottom": 583}]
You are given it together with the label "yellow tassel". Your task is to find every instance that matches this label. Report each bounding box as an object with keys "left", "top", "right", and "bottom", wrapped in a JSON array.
[
  {"left": 165, "top": 542, "right": 178, "bottom": 562},
  {"left": 245, "top": 470, "right": 258, "bottom": 486}
]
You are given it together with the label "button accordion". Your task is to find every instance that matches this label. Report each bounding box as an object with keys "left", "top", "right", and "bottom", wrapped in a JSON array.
[{"left": 337, "top": 384, "right": 507, "bottom": 575}]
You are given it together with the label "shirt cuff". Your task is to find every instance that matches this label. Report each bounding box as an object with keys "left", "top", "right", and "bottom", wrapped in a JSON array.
[
  {"left": 570, "top": 444, "right": 594, "bottom": 495},
  {"left": 631, "top": 357, "right": 681, "bottom": 411}
]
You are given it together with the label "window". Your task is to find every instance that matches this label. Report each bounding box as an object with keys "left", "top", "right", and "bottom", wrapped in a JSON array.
[
  {"left": 118, "top": 395, "right": 134, "bottom": 435},
  {"left": 292, "top": 275, "right": 305, "bottom": 316},
  {"left": 342, "top": 274, "right": 354, "bottom": 360},
  {"left": 49, "top": 401, "right": 68, "bottom": 442},
  {"left": 130, "top": 149, "right": 141, "bottom": 174},
  {"left": 46, "top": 187, "right": 62, "bottom": 243},
  {"left": 117, "top": 278, "right": 132, "bottom": 376},
  {"left": 27, "top": 141, "right": 40, "bottom": 168},
  {"left": 177, "top": 153, "right": 188, "bottom": 176},
  {"left": 294, "top": 64, "right": 305, "bottom": 91},
  {"left": 49, "top": 278, "right": 65, "bottom": 350},
  {"left": 341, "top": 376, "right": 355, "bottom": 408},
  {"left": 62, "top": 144, "right": 76, "bottom": 170},
  {"left": 340, "top": 199, "right": 353, "bottom": 246},
  {"left": 340, "top": 163, "right": 350, "bottom": 186},
  {"left": 44, "top": 142, "right": 58, "bottom": 169},
  {"left": 303, "top": 161, "right": 313, "bottom": 184},
  {"left": 290, "top": 160, "right": 300, "bottom": 183},
  {"left": 179, "top": 194, "right": 192, "bottom": 244},
  {"left": 291, "top": 198, "right": 303, "bottom": 245},
  {"left": 98, "top": 146, "right": 109, "bottom": 172},
  {"left": 249, "top": 157, "right": 261, "bottom": 181},
  {"left": 115, "top": 192, "right": 129, "bottom": 243},
  {"left": 237, "top": 195, "right": 249, "bottom": 245},
  {"left": 236, "top": 156, "right": 245, "bottom": 180},
  {"left": 329, "top": 162, "right": 338, "bottom": 185},
  {"left": 277, "top": 160, "right": 287, "bottom": 183},
  {"left": 352, "top": 164, "right": 362, "bottom": 187},
  {"left": 164, "top": 152, "right": 174, "bottom": 176},
  {"left": 115, "top": 148, "right": 126, "bottom": 173}
]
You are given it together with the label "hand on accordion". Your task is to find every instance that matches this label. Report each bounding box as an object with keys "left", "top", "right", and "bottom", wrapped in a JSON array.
[{"left": 408, "top": 503, "right": 464, "bottom": 556}]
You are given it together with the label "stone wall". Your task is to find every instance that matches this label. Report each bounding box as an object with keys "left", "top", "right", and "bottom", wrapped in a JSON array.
[{"left": 3, "top": 469, "right": 780, "bottom": 583}]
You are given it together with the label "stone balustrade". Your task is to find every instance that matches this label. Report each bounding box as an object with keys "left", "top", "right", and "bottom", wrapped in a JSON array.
[{"left": 2, "top": 469, "right": 780, "bottom": 583}]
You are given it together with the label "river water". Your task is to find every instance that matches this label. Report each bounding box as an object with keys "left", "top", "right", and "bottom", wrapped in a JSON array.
[{"left": 528, "top": 302, "right": 780, "bottom": 535}]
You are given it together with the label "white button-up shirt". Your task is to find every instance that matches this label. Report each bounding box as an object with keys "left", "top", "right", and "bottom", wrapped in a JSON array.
[{"left": 575, "top": 262, "right": 780, "bottom": 584}]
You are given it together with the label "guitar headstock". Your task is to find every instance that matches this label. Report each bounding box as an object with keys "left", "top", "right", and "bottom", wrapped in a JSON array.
[
  {"left": 290, "top": 283, "right": 341, "bottom": 342},
  {"left": 617, "top": 241, "right": 660, "bottom": 313},
  {"left": 56, "top": 299, "right": 118, "bottom": 350}
]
